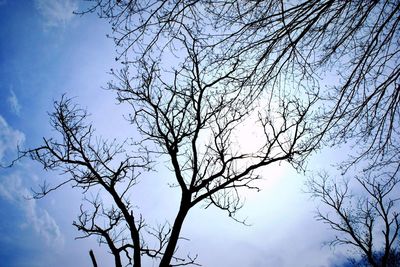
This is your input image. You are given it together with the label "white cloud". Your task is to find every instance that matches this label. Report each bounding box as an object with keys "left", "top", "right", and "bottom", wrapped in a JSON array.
[
  {"left": 35, "top": 0, "right": 78, "bottom": 28},
  {"left": 0, "top": 173, "right": 64, "bottom": 246},
  {"left": 7, "top": 89, "right": 21, "bottom": 115},
  {"left": 0, "top": 115, "right": 63, "bottom": 245},
  {"left": 0, "top": 115, "right": 25, "bottom": 163}
]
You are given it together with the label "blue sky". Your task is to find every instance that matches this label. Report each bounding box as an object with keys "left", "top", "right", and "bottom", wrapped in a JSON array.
[{"left": 0, "top": 1, "right": 352, "bottom": 266}]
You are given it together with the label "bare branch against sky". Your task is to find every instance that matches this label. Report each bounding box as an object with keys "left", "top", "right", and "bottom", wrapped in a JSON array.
[{"left": 0, "top": 1, "right": 399, "bottom": 266}]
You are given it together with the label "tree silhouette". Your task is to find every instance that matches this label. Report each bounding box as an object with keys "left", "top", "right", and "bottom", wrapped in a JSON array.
[
  {"left": 25, "top": 34, "right": 317, "bottom": 265},
  {"left": 79, "top": 1, "right": 399, "bottom": 263},
  {"left": 80, "top": 0, "right": 399, "bottom": 171},
  {"left": 307, "top": 170, "right": 400, "bottom": 267},
  {"left": 18, "top": 0, "right": 399, "bottom": 266}
]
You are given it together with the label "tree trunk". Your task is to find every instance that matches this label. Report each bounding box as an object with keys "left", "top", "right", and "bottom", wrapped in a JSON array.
[
  {"left": 159, "top": 201, "right": 190, "bottom": 267},
  {"left": 89, "top": 250, "right": 98, "bottom": 267}
]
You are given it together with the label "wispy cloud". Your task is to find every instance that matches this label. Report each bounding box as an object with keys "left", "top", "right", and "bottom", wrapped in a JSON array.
[
  {"left": 0, "top": 173, "right": 64, "bottom": 245},
  {"left": 0, "top": 115, "right": 24, "bottom": 163},
  {"left": 7, "top": 89, "right": 21, "bottom": 116},
  {"left": 0, "top": 116, "right": 64, "bottom": 245},
  {"left": 35, "top": 0, "right": 78, "bottom": 28}
]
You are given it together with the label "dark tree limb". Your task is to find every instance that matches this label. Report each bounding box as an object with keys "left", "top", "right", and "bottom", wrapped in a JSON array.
[{"left": 89, "top": 249, "right": 98, "bottom": 267}]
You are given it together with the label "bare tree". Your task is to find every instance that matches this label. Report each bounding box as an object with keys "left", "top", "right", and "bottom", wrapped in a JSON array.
[
  {"left": 79, "top": 0, "right": 400, "bottom": 170},
  {"left": 307, "top": 170, "right": 400, "bottom": 267},
  {"left": 77, "top": 2, "right": 400, "bottom": 263},
  {"left": 21, "top": 0, "right": 399, "bottom": 265},
  {"left": 24, "top": 32, "right": 318, "bottom": 266}
]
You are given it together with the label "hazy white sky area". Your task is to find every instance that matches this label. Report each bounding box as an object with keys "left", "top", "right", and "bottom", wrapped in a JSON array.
[{"left": 0, "top": 1, "right": 354, "bottom": 266}]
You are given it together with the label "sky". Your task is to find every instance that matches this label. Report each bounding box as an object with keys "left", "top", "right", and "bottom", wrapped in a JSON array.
[{"left": 0, "top": 1, "right": 352, "bottom": 267}]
